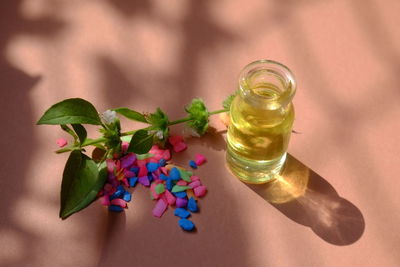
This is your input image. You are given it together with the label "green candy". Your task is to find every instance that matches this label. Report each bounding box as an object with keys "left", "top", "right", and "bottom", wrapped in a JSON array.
[
  {"left": 155, "top": 184, "right": 165, "bottom": 194},
  {"left": 178, "top": 169, "right": 192, "bottom": 182},
  {"left": 171, "top": 185, "right": 191, "bottom": 193}
]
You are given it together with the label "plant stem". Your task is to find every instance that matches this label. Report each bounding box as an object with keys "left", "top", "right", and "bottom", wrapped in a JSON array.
[
  {"left": 208, "top": 109, "right": 229, "bottom": 115},
  {"left": 82, "top": 137, "right": 107, "bottom": 146},
  {"left": 168, "top": 109, "right": 228, "bottom": 126},
  {"left": 55, "top": 109, "right": 229, "bottom": 154},
  {"left": 168, "top": 117, "right": 192, "bottom": 126}
]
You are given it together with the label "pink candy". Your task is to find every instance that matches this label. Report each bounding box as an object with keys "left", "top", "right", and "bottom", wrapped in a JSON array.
[
  {"left": 189, "top": 180, "right": 201, "bottom": 189},
  {"left": 100, "top": 195, "right": 110, "bottom": 206},
  {"left": 169, "top": 135, "right": 187, "bottom": 153},
  {"left": 152, "top": 198, "right": 168, "bottom": 218},
  {"left": 177, "top": 180, "right": 188, "bottom": 186},
  {"left": 138, "top": 166, "right": 148, "bottom": 177},
  {"left": 173, "top": 142, "right": 187, "bottom": 153},
  {"left": 194, "top": 186, "right": 207, "bottom": 197},
  {"left": 56, "top": 138, "right": 68, "bottom": 148},
  {"left": 111, "top": 198, "right": 127, "bottom": 208},
  {"left": 106, "top": 159, "right": 116, "bottom": 173},
  {"left": 195, "top": 154, "right": 207, "bottom": 166},
  {"left": 149, "top": 145, "right": 171, "bottom": 160},
  {"left": 162, "top": 149, "right": 171, "bottom": 160},
  {"left": 168, "top": 135, "right": 184, "bottom": 145},
  {"left": 164, "top": 190, "right": 176, "bottom": 206},
  {"left": 121, "top": 141, "right": 129, "bottom": 153},
  {"left": 190, "top": 175, "right": 200, "bottom": 181}
]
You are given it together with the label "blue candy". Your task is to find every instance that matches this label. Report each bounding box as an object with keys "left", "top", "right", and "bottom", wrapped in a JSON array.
[
  {"left": 130, "top": 167, "right": 139, "bottom": 175},
  {"left": 166, "top": 179, "right": 173, "bottom": 191},
  {"left": 109, "top": 205, "right": 124, "bottom": 212},
  {"left": 174, "top": 208, "right": 191, "bottom": 219},
  {"left": 189, "top": 160, "right": 197, "bottom": 169},
  {"left": 122, "top": 191, "right": 132, "bottom": 202},
  {"left": 174, "top": 191, "right": 187, "bottom": 198},
  {"left": 187, "top": 197, "right": 198, "bottom": 212},
  {"left": 178, "top": 219, "right": 195, "bottom": 231},
  {"left": 128, "top": 177, "right": 138, "bottom": 187},
  {"left": 169, "top": 167, "right": 180, "bottom": 180},
  {"left": 148, "top": 173, "right": 154, "bottom": 183},
  {"left": 146, "top": 162, "right": 159, "bottom": 172},
  {"left": 110, "top": 186, "right": 125, "bottom": 200},
  {"left": 160, "top": 174, "right": 168, "bottom": 181},
  {"left": 159, "top": 159, "right": 167, "bottom": 167}
]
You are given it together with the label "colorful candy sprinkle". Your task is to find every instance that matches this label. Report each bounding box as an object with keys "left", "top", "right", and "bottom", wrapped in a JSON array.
[
  {"left": 178, "top": 219, "right": 195, "bottom": 231},
  {"left": 194, "top": 185, "right": 207, "bottom": 197},
  {"left": 187, "top": 197, "right": 199, "bottom": 212},
  {"left": 176, "top": 197, "right": 188, "bottom": 208},
  {"left": 152, "top": 198, "right": 168, "bottom": 218},
  {"left": 155, "top": 184, "right": 165, "bottom": 194},
  {"left": 100, "top": 135, "right": 208, "bottom": 232},
  {"left": 189, "top": 160, "right": 198, "bottom": 169},
  {"left": 195, "top": 154, "right": 207, "bottom": 166},
  {"left": 56, "top": 138, "right": 68, "bottom": 148},
  {"left": 174, "top": 208, "right": 191, "bottom": 219},
  {"left": 172, "top": 185, "right": 191, "bottom": 193}
]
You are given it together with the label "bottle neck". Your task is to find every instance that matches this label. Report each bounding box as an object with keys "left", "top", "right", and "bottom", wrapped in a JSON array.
[{"left": 239, "top": 60, "right": 296, "bottom": 110}]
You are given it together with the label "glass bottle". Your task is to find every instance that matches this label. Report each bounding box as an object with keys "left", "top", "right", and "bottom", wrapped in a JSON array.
[{"left": 226, "top": 59, "right": 296, "bottom": 184}]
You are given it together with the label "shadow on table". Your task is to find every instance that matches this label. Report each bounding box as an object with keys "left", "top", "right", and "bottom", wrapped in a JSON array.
[
  {"left": 97, "top": 211, "right": 126, "bottom": 265},
  {"left": 246, "top": 154, "right": 365, "bottom": 246},
  {"left": 188, "top": 129, "right": 365, "bottom": 246}
]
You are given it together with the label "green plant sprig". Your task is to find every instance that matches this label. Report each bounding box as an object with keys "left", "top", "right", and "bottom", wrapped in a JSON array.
[{"left": 37, "top": 95, "right": 235, "bottom": 219}]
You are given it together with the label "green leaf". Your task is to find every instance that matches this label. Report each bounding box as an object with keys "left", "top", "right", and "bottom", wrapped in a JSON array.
[
  {"left": 60, "top": 151, "right": 107, "bottom": 219},
  {"left": 60, "top": 124, "right": 78, "bottom": 140},
  {"left": 37, "top": 98, "right": 102, "bottom": 125},
  {"left": 223, "top": 90, "right": 239, "bottom": 110},
  {"left": 185, "top": 98, "right": 209, "bottom": 135},
  {"left": 72, "top": 124, "right": 87, "bottom": 144},
  {"left": 127, "top": 129, "right": 154, "bottom": 154},
  {"left": 113, "top": 108, "right": 147, "bottom": 123}
]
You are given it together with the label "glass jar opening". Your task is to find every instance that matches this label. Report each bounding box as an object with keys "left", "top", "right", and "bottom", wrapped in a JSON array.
[{"left": 239, "top": 60, "right": 296, "bottom": 108}]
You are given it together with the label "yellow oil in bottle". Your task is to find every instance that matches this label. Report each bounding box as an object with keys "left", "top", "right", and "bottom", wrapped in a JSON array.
[{"left": 227, "top": 82, "right": 295, "bottom": 183}]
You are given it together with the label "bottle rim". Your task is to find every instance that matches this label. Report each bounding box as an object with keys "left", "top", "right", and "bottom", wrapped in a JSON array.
[{"left": 238, "top": 59, "right": 296, "bottom": 106}]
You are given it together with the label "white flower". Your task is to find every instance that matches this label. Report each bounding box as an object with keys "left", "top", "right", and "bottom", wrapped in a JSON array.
[
  {"left": 148, "top": 130, "right": 164, "bottom": 139},
  {"left": 182, "top": 126, "right": 201, "bottom": 137},
  {"left": 101, "top": 110, "right": 117, "bottom": 124},
  {"left": 155, "top": 130, "right": 164, "bottom": 139}
]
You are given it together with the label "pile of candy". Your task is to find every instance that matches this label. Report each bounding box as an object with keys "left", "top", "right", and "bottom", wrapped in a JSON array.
[{"left": 97, "top": 136, "right": 207, "bottom": 231}]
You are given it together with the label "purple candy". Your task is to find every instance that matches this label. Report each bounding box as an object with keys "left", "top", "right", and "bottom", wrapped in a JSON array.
[
  {"left": 120, "top": 153, "right": 136, "bottom": 169},
  {"left": 138, "top": 176, "right": 150, "bottom": 187},
  {"left": 176, "top": 197, "right": 188, "bottom": 208}
]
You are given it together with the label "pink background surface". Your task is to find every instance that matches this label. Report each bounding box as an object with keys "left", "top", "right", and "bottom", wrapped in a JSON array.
[{"left": 1, "top": 0, "right": 400, "bottom": 266}]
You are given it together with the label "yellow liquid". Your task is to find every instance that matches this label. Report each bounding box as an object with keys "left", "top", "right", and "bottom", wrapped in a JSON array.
[{"left": 227, "top": 83, "right": 294, "bottom": 183}]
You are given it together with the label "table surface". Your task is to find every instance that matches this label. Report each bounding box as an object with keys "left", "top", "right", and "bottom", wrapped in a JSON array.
[{"left": 1, "top": 0, "right": 400, "bottom": 266}]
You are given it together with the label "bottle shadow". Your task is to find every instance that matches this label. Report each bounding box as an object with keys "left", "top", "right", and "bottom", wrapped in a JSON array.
[
  {"left": 187, "top": 129, "right": 365, "bottom": 246},
  {"left": 245, "top": 154, "right": 365, "bottom": 246}
]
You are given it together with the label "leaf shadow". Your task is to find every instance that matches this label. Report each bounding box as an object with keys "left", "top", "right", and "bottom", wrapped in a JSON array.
[{"left": 0, "top": 0, "right": 65, "bottom": 266}]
